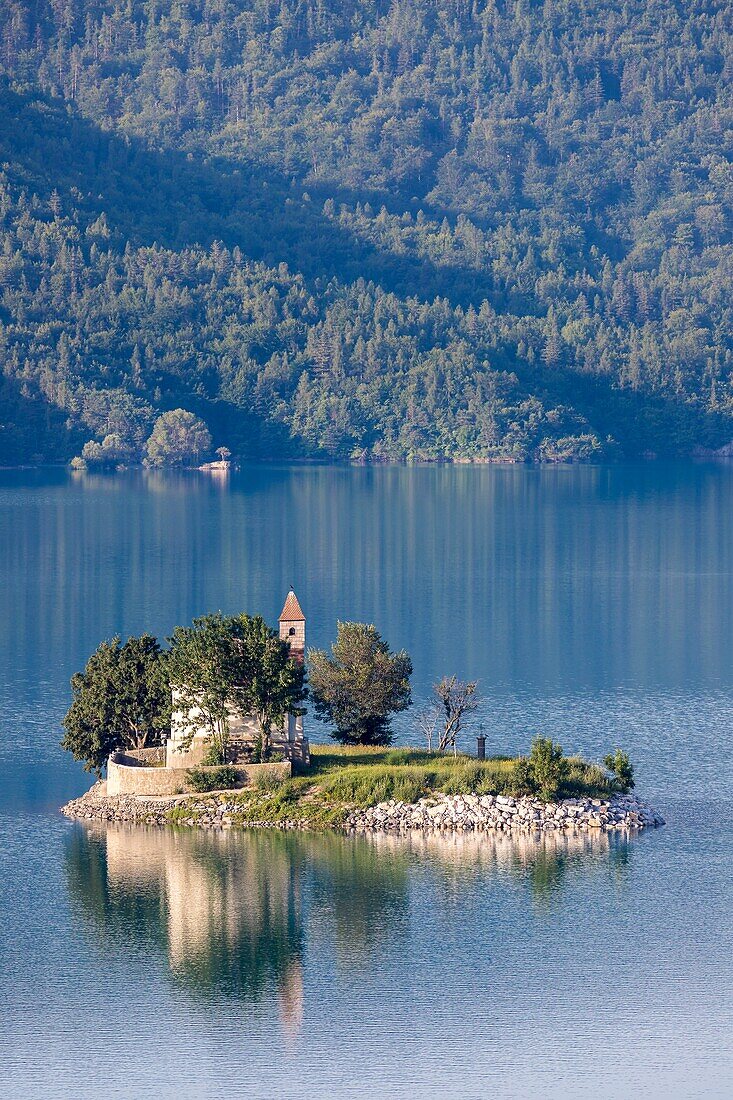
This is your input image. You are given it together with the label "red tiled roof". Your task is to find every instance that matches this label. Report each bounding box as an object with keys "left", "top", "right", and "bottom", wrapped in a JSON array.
[{"left": 279, "top": 589, "right": 305, "bottom": 621}]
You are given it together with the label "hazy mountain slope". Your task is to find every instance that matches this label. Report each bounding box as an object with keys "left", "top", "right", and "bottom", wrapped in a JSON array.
[{"left": 1, "top": 0, "right": 733, "bottom": 463}]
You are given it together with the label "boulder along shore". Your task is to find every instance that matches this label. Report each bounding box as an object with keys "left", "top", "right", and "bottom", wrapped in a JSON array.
[
  {"left": 346, "top": 792, "right": 664, "bottom": 832},
  {"left": 61, "top": 783, "right": 664, "bottom": 833}
]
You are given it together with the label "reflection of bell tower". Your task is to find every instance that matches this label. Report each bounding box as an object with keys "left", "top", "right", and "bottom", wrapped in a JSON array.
[
  {"left": 279, "top": 588, "right": 305, "bottom": 663},
  {"left": 278, "top": 959, "right": 304, "bottom": 1041}
]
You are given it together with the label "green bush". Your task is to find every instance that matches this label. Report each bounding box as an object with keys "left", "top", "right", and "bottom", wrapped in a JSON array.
[
  {"left": 253, "top": 770, "right": 285, "bottom": 793},
  {"left": 529, "top": 736, "right": 569, "bottom": 801},
  {"left": 582, "top": 763, "right": 610, "bottom": 790},
  {"left": 384, "top": 748, "right": 413, "bottom": 765},
  {"left": 506, "top": 757, "right": 536, "bottom": 797},
  {"left": 202, "top": 743, "right": 225, "bottom": 766},
  {"left": 603, "top": 749, "right": 635, "bottom": 793},
  {"left": 186, "top": 766, "right": 239, "bottom": 792},
  {"left": 565, "top": 758, "right": 609, "bottom": 795}
]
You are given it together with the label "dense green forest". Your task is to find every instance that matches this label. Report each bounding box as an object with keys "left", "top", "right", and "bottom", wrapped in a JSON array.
[{"left": 1, "top": 0, "right": 733, "bottom": 464}]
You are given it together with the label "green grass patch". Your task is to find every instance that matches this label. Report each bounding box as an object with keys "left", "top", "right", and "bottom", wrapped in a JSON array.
[
  {"left": 166, "top": 744, "right": 618, "bottom": 830},
  {"left": 305, "top": 744, "right": 614, "bottom": 808},
  {"left": 166, "top": 804, "right": 203, "bottom": 825}
]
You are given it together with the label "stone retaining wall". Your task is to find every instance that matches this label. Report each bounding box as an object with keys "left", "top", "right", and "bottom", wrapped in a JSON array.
[
  {"left": 106, "top": 754, "right": 291, "bottom": 796},
  {"left": 113, "top": 746, "right": 167, "bottom": 767}
]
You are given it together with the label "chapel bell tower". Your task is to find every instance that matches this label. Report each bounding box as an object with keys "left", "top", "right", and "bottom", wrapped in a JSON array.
[{"left": 279, "top": 588, "right": 306, "bottom": 664}]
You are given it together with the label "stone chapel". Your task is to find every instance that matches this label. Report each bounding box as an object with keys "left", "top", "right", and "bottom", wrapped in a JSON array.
[{"left": 166, "top": 589, "right": 309, "bottom": 767}]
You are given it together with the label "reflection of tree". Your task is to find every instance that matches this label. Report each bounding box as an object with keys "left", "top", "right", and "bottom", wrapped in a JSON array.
[
  {"left": 524, "top": 847, "right": 568, "bottom": 903},
  {"left": 357, "top": 829, "right": 632, "bottom": 907},
  {"left": 518, "top": 832, "right": 632, "bottom": 905},
  {"left": 64, "top": 826, "right": 168, "bottom": 953},
  {"left": 64, "top": 822, "right": 634, "bottom": 1035},
  {"left": 304, "top": 832, "right": 411, "bottom": 957},
  {"left": 64, "top": 825, "right": 305, "bottom": 1027},
  {"left": 166, "top": 831, "right": 305, "bottom": 1003}
]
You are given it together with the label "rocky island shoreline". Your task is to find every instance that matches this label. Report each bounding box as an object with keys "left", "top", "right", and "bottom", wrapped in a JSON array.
[
  {"left": 62, "top": 783, "right": 664, "bottom": 834},
  {"left": 345, "top": 792, "right": 665, "bottom": 832}
]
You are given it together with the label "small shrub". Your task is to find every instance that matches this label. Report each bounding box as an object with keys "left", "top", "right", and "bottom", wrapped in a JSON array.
[
  {"left": 166, "top": 804, "right": 202, "bottom": 825},
  {"left": 187, "top": 765, "right": 239, "bottom": 792},
  {"left": 529, "top": 736, "right": 569, "bottom": 801},
  {"left": 603, "top": 748, "right": 635, "bottom": 793},
  {"left": 507, "top": 757, "right": 536, "bottom": 797},
  {"left": 384, "top": 748, "right": 412, "bottom": 765},
  {"left": 202, "top": 743, "right": 225, "bottom": 766},
  {"left": 253, "top": 770, "right": 285, "bottom": 793},
  {"left": 583, "top": 763, "right": 610, "bottom": 790}
]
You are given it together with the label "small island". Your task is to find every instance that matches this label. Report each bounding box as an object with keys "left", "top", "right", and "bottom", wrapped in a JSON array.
[{"left": 61, "top": 592, "right": 664, "bottom": 835}]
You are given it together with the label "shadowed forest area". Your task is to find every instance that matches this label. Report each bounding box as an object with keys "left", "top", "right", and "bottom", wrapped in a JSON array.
[{"left": 1, "top": 0, "right": 733, "bottom": 463}]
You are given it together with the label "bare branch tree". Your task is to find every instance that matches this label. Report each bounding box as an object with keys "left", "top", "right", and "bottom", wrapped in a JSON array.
[
  {"left": 415, "top": 704, "right": 440, "bottom": 752},
  {"left": 434, "top": 676, "right": 480, "bottom": 755}
]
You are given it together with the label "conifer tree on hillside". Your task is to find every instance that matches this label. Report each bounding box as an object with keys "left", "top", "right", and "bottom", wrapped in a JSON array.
[{"left": 1, "top": 1, "right": 733, "bottom": 463}]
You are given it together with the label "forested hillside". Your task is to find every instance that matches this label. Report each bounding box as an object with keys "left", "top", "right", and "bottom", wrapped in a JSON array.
[{"left": 1, "top": 0, "right": 733, "bottom": 464}]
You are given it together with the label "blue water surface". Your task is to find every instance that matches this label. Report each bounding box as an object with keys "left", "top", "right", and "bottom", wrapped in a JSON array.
[{"left": 0, "top": 464, "right": 731, "bottom": 1098}]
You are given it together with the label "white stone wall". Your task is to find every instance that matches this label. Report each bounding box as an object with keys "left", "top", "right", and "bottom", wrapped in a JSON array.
[
  {"left": 106, "top": 753, "right": 292, "bottom": 796},
  {"left": 169, "top": 678, "right": 303, "bottom": 762}
]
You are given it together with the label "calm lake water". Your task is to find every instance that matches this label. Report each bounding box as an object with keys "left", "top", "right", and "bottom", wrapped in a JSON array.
[{"left": 0, "top": 464, "right": 732, "bottom": 1098}]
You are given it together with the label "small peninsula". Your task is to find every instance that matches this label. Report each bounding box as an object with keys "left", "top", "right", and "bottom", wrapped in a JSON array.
[{"left": 60, "top": 593, "right": 664, "bottom": 835}]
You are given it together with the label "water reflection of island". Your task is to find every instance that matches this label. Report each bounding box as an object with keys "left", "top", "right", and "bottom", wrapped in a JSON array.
[
  {"left": 65, "top": 825, "right": 632, "bottom": 1031},
  {"left": 361, "top": 829, "right": 633, "bottom": 903},
  {"left": 65, "top": 826, "right": 308, "bottom": 1035}
]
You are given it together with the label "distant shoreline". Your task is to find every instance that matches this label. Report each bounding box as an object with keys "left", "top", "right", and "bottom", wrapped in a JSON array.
[{"left": 4, "top": 453, "right": 733, "bottom": 473}]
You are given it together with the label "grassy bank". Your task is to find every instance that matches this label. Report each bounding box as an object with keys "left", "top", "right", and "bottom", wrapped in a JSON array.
[{"left": 169, "top": 745, "right": 619, "bottom": 830}]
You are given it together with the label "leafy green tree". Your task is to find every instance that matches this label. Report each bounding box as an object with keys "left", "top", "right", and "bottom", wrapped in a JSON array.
[
  {"left": 72, "top": 433, "right": 131, "bottom": 470},
  {"left": 61, "top": 634, "right": 170, "bottom": 775},
  {"left": 236, "top": 614, "right": 307, "bottom": 759},
  {"left": 529, "top": 736, "right": 569, "bottom": 802},
  {"left": 144, "top": 410, "right": 212, "bottom": 467},
  {"left": 168, "top": 614, "right": 244, "bottom": 763},
  {"left": 604, "top": 748, "right": 635, "bottom": 793},
  {"left": 168, "top": 613, "right": 306, "bottom": 761},
  {"left": 309, "top": 622, "right": 412, "bottom": 745}
]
